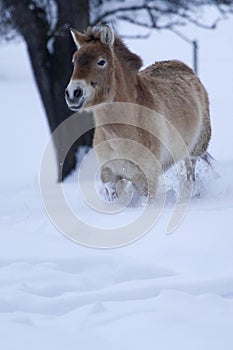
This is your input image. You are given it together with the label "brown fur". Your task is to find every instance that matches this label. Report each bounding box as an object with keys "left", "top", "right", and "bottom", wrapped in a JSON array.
[{"left": 66, "top": 26, "right": 211, "bottom": 198}]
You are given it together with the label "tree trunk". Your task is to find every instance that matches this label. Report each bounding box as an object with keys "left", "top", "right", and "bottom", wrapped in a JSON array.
[{"left": 5, "top": 0, "right": 94, "bottom": 181}]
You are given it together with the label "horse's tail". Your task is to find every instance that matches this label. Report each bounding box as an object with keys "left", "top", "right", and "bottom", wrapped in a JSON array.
[{"left": 201, "top": 151, "right": 214, "bottom": 167}]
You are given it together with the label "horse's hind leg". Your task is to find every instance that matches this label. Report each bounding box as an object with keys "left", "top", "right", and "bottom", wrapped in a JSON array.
[
  {"left": 186, "top": 157, "right": 201, "bottom": 198},
  {"left": 177, "top": 158, "right": 196, "bottom": 201},
  {"left": 185, "top": 157, "right": 197, "bottom": 182}
]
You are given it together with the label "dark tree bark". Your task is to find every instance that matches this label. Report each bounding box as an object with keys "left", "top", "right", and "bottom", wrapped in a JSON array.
[{"left": 3, "top": 0, "right": 94, "bottom": 181}]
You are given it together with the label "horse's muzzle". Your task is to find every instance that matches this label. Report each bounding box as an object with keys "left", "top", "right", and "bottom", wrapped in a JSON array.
[{"left": 65, "top": 81, "right": 86, "bottom": 111}]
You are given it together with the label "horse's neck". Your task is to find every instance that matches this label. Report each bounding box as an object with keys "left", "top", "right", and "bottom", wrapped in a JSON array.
[{"left": 112, "top": 58, "right": 139, "bottom": 103}]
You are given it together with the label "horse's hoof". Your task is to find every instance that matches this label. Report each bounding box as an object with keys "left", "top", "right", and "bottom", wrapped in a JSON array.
[{"left": 104, "top": 182, "right": 118, "bottom": 202}]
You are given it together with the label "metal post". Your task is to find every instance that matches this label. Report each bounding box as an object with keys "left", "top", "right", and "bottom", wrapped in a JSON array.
[
  {"left": 172, "top": 29, "right": 199, "bottom": 75},
  {"left": 193, "top": 40, "right": 198, "bottom": 75}
]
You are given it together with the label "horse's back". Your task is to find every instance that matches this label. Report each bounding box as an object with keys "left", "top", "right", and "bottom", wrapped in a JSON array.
[
  {"left": 142, "top": 60, "right": 194, "bottom": 78},
  {"left": 140, "top": 60, "right": 206, "bottom": 100},
  {"left": 139, "top": 59, "right": 211, "bottom": 157}
]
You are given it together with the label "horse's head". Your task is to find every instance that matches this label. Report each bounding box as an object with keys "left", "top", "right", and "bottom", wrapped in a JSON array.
[{"left": 65, "top": 26, "right": 115, "bottom": 112}]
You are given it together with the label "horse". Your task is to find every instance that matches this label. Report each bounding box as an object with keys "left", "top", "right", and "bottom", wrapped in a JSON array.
[{"left": 65, "top": 25, "right": 211, "bottom": 200}]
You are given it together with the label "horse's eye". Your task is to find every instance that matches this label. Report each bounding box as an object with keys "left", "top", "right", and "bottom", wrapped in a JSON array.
[{"left": 97, "top": 59, "right": 106, "bottom": 67}]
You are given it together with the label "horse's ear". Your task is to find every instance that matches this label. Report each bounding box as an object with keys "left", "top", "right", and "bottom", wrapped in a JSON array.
[
  {"left": 70, "top": 28, "right": 87, "bottom": 49},
  {"left": 100, "top": 25, "right": 114, "bottom": 48}
]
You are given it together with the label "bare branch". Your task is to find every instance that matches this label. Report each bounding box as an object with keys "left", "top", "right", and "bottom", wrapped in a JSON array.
[
  {"left": 181, "top": 13, "right": 222, "bottom": 29},
  {"left": 91, "top": 4, "right": 149, "bottom": 26},
  {"left": 116, "top": 14, "right": 185, "bottom": 31},
  {"left": 91, "top": 0, "right": 233, "bottom": 33},
  {"left": 120, "top": 32, "right": 151, "bottom": 39}
]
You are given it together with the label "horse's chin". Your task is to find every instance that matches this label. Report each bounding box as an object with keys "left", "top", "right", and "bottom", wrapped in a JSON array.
[
  {"left": 69, "top": 106, "right": 83, "bottom": 112},
  {"left": 68, "top": 97, "right": 86, "bottom": 112}
]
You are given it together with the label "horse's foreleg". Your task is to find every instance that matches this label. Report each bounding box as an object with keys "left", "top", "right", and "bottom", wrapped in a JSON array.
[
  {"left": 132, "top": 172, "right": 158, "bottom": 199},
  {"left": 100, "top": 166, "right": 117, "bottom": 202}
]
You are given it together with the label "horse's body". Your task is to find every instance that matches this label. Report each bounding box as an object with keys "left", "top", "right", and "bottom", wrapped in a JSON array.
[{"left": 65, "top": 25, "right": 211, "bottom": 198}]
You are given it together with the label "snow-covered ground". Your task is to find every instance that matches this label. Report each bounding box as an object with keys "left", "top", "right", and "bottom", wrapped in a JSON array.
[{"left": 1, "top": 16, "right": 233, "bottom": 349}]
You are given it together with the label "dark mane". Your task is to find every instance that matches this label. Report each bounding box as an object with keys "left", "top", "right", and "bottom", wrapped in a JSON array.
[
  {"left": 84, "top": 26, "right": 143, "bottom": 71},
  {"left": 84, "top": 26, "right": 102, "bottom": 42},
  {"left": 114, "top": 37, "right": 143, "bottom": 71}
]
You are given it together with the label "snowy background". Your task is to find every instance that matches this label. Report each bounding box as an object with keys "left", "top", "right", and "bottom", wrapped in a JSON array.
[{"left": 1, "top": 16, "right": 233, "bottom": 349}]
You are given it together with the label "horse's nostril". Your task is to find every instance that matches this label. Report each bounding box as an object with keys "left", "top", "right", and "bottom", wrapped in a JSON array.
[
  {"left": 73, "top": 88, "right": 83, "bottom": 99},
  {"left": 65, "top": 89, "right": 69, "bottom": 98},
  {"left": 91, "top": 81, "right": 97, "bottom": 88}
]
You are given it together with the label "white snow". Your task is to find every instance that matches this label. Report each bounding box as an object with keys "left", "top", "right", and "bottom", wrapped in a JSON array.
[{"left": 1, "top": 16, "right": 233, "bottom": 350}]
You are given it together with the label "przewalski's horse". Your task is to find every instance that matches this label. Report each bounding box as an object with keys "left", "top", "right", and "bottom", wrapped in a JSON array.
[{"left": 65, "top": 25, "right": 211, "bottom": 200}]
